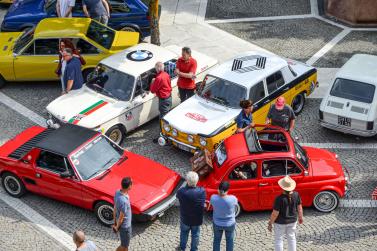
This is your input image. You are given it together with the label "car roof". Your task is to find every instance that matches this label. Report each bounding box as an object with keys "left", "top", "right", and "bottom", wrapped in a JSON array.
[
  {"left": 208, "top": 51, "right": 288, "bottom": 89},
  {"left": 34, "top": 18, "right": 91, "bottom": 38},
  {"left": 35, "top": 124, "right": 98, "bottom": 156},
  {"left": 336, "top": 54, "right": 377, "bottom": 85},
  {"left": 100, "top": 43, "right": 179, "bottom": 76}
]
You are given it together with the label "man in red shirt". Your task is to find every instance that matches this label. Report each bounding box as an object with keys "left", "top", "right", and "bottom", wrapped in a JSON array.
[
  {"left": 150, "top": 61, "right": 172, "bottom": 119},
  {"left": 175, "top": 47, "right": 197, "bottom": 102}
]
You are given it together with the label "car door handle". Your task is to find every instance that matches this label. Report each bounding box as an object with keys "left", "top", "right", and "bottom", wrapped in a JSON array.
[
  {"left": 53, "top": 60, "right": 59, "bottom": 63},
  {"left": 259, "top": 183, "right": 268, "bottom": 186},
  {"left": 35, "top": 173, "right": 42, "bottom": 178}
]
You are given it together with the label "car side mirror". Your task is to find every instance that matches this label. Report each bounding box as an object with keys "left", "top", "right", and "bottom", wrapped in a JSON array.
[{"left": 304, "top": 170, "right": 309, "bottom": 176}]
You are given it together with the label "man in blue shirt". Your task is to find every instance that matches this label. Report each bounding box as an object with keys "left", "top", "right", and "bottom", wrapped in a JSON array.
[
  {"left": 177, "top": 171, "right": 206, "bottom": 251},
  {"left": 63, "top": 48, "right": 84, "bottom": 94},
  {"left": 236, "top": 100, "right": 255, "bottom": 133},
  {"left": 113, "top": 177, "right": 133, "bottom": 251}
]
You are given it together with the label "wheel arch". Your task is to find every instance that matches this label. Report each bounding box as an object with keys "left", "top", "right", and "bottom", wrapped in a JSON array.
[{"left": 92, "top": 198, "right": 114, "bottom": 210}]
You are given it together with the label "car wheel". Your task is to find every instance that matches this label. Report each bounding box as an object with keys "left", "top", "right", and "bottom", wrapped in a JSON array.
[
  {"left": 234, "top": 202, "right": 242, "bottom": 217},
  {"left": 82, "top": 68, "right": 95, "bottom": 83},
  {"left": 313, "top": 191, "right": 339, "bottom": 213},
  {"left": 0, "top": 75, "right": 6, "bottom": 89},
  {"left": 94, "top": 201, "right": 114, "bottom": 226},
  {"left": 106, "top": 125, "right": 125, "bottom": 145},
  {"left": 2, "top": 172, "right": 26, "bottom": 198},
  {"left": 291, "top": 93, "right": 305, "bottom": 115}
]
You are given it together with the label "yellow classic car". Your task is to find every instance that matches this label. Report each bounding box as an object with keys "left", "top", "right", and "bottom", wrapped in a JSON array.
[
  {"left": 0, "top": 18, "right": 139, "bottom": 88},
  {"left": 0, "top": 0, "right": 12, "bottom": 4}
]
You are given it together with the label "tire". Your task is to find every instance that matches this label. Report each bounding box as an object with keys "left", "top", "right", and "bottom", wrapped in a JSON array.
[
  {"left": 0, "top": 75, "right": 6, "bottom": 89},
  {"left": 94, "top": 201, "right": 114, "bottom": 226},
  {"left": 105, "top": 125, "right": 125, "bottom": 145},
  {"left": 313, "top": 191, "right": 339, "bottom": 213},
  {"left": 2, "top": 172, "right": 26, "bottom": 198},
  {"left": 291, "top": 93, "right": 305, "bottom": 115},
  {"left": 120, "top": 26, "right": 143, "bottom": 42},
  {"left": 234, "top": 202, "right": 242, "bottom": 217},
  {"left": 82, "top": 68, "right": 95, "bottom": 83}
]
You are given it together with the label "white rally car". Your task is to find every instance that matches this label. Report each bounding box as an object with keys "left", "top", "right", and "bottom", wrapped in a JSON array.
[
  {"left": 46, "top": 43, "right": 217, "bottom": 144},
  {"left": 319, "top": 54, "right": 377, "bottom": 136}
]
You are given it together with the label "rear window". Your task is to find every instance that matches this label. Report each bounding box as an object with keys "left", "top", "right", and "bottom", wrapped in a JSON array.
[
  {"left": 86, "top": 21, "right": 115, "bottom": 50},
  {"left": 330, "top": 78, "right": 375, "bottom": 104}
]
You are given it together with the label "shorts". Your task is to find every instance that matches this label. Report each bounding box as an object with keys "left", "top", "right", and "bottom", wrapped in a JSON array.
[{"left": 119, "top": 227, "right": 132, "bottom": 248}]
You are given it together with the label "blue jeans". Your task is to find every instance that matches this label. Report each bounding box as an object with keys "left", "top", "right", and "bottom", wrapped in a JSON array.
[
  {"left": 180, "top": 222, "right": 200, "bottom": 251},
  {"left": 213, "top": 223, "right": 235, "bottom": 251}
]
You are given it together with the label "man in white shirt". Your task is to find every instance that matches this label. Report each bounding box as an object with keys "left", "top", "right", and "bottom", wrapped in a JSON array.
[{"left": 56, "top": 0, "right": 76, "bottom": 17}]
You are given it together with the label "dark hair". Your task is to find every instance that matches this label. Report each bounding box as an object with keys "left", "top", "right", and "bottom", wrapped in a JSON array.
[
  {"left": 121, "top": 177, "right": 132, "bottom": 189},
  {"left": 239, "top": 100, "right": 253, "bottom": 109},
  {"left": 182, "top": 47, "right": 191, "bottom": 55},
  {"left": 60, "top": 38, "right": 75, "bottom": 51},
  {"left": 219, "top": 181, "right": 230, "bottom": 194}
]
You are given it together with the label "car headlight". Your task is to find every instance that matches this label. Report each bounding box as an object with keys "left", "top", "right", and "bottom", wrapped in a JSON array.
[
  {"left": 163, "top": 123, "right": 171, "bottom": 132},
  {"left": 187, "top": 134, "right": 194, "bottom": 143},
  {"left": 172, "top": 128, "right": 178, "bottom": 137},
  {"left": 199, "top": 137, "right": 207, "bottom": 146}
]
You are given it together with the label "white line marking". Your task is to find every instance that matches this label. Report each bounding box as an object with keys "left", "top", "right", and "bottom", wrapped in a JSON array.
[
  {"left": 301, "top": 142, "right": 377, "bottom": 149},
  {"left": 339, "top": 199, "right": 377, "bottom": 208},
  {"left": 0, "top": 92, "right": 46, "bottom": 127},
  {"left": 310, "top": 0, "right": 319, "bottom": 16},
  {"left": 305, "top": 29, "right": 351, "bottom": 66},
  {"left": 314, "top": 15, "right": 348, "bottom": 29},
  {"left": 0, "top": 189, "right": 74, "bottom": 250},
  {"left": 197, "top": 0, "right": 208, "bottom": 22},
  {"left": 206, "top": 14, "right": 314, "bottom": 24}
]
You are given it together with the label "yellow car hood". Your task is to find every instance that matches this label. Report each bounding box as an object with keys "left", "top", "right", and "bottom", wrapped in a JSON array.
[
  {"left": 110, "top": 31, "right": 139, "bottom": 51},
  {"left": 0, "top": 32, "right": 23, "bottom": 56}
]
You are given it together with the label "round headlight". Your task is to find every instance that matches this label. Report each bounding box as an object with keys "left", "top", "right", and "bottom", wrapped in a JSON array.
[
  {"left": 172, "top": 129, "right": 178, "bottom": 137},
  {"left": 163, "top": 124, "right": 171, "bottom": 132},
  {"left": 187, "top": 134, "right": 194, "bottom": 143},
  {"left": 199, "top": 137, "right": 207, "bottom": 146}
]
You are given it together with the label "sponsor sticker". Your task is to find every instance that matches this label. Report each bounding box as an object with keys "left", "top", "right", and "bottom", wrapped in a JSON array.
[
  {"left": 185, "top": 112, "right": 208, "bottom": 123},
  {"left": 126, "top": 50, "right": 153, "bottom": 62}
]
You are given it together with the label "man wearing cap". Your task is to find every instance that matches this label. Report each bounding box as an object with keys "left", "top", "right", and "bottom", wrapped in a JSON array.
[
  {"left": 266, "top": 96, "right": 296, "bottom": 132},
  {"left": 268, "top": 176, "right": 304, "bottom": 251}
]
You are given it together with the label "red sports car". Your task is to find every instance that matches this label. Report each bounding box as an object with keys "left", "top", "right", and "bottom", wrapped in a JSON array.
[
  {"left": 197, "top": 125, "right": 350, "bottom": 216},
  {"left": 0, "top": 124, "right": 184, "bottom": 226}
]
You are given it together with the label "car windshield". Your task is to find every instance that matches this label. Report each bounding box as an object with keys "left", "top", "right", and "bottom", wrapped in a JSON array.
[
  {"left": 70, "top": 135, "right": 124, "bottom": 180},
  {"left": 45, "top": 0, "right": 56, "bottom": 15},
  {"left": 330, "top": 78, "right": 375, "bottom": 104},
  {"left": 86, "top": 64, "right": 135, "bottom": 101},
  {"left": 199, "top": 75, "right": 247, "bottom": 108},
  {"left": 13, "top": 29, "right": 34, "bottom": 54},
  {"left": 294, "top": 142, "right": 308, "bottom": 169},
  {"left": 86, "top": 20, "right": 115, "bottom": 49},
  {"left": 215, "top": 142, "right": 227, "bottom": 167}
]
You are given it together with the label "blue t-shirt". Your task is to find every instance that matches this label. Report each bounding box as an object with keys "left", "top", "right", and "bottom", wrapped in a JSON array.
[
  {"left": 210, "top": 194, "right": 238, "bottom": 227},
  {"left": 76, "top": 240, "right": 97, "bottom": 251},
  {"left": 235, "top": 110, "right": 253, "bottom": 129},
  {"left": 177, "top": 186, "right": 206, "bottom": 226},
  {"left": 63, "top": 57, "right": 84, "bottom": 91},
  {"left": 83, "top": 0, "right": 107, "bottom": 17},
  {"left": 114, "top": 190, "right": 132, "bottom": 229}
]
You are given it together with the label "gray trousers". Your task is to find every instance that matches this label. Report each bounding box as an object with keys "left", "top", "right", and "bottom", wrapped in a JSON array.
[{"left": 159, "top": 96, "right": 172, "bottom": 119}]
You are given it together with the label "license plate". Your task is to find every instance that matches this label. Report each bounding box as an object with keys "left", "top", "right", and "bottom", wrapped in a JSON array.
[
  {"left": 338, "top": 116, "right": 351, "bottom": 127},
  {"left": 176, "top": 142, "right": 191, "bottom": 152}
]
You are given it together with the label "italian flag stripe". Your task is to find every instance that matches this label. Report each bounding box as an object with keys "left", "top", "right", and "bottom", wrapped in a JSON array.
[{"left": 68, "top": 100, "right": 108, "bottom": 124}]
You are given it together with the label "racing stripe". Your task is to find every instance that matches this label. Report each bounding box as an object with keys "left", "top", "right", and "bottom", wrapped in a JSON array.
[{"left": 68, "top": 100, "right": 108, "bottom": 124}]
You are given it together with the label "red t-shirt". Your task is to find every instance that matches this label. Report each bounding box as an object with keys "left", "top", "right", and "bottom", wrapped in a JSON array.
[
  {"left": 176, "top": 57, "right": 197, "bottom": 90},
  {"left": 150, "top": 71, "right": 172, "bottom": 99}
]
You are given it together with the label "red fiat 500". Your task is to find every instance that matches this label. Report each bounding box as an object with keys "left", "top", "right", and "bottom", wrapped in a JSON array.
[
  {"left": 197, "top": 125, "right": 350, "bottom": 216},
  {"left": 0, "top": 124, "right": 184, "bottom": 225}
]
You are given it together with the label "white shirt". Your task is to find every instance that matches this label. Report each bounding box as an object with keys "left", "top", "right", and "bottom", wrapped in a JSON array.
[{"left": 58, "top": 0, "right": 76, "bottom": 17}]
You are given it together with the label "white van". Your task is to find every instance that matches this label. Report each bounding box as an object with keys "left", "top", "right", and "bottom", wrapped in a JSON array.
[{"left": 319, "top": 54, "right": 377, "bottom": 136}]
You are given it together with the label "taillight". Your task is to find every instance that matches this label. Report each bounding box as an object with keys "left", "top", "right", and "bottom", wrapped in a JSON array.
[{"left": 366, "top": 121, "right": 374, "bottom": 130}]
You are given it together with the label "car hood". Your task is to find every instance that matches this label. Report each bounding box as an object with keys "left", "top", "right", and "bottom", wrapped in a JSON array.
[
  {"left": 163, "top": 95, "right": 240, "bottom": 135},
  {"left": 304, "top": 147, "right": 344, "bottom": 177},
  {"left": 6, "top": 0, "right": 45, "bottom": 19},
  {"left": 85, "top": 151, "right": 181, "bottom": 212},
  {"left": 46, "top": 87, "right": 131, "bottom": 128},
  {"left": 0, "top": 32, "right": 22, "bottom": 56},
  {"left": 111, "top": 31, "right": 139, "bottom": 51}
]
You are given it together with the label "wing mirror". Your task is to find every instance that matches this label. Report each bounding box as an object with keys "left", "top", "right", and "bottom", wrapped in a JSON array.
[{"left": 304, "top": 170, "right": 309, "bottom": 176}]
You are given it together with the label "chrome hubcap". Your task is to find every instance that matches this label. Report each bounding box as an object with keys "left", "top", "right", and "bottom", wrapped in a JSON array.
[
  {"left": 292, "top": 95, "right": 304, "bottom": 114},
  {"left": 98, "top": 205, "right": 114, "bottom": 225},
  {"left": 315, "top": 192, "right": 337, "bottom": 212},
  {"left": 4, "top": 176, "right": 21, "bottom": 195},
  {"left": 109, "top": 129, "right": 122, "bottom": 144}
]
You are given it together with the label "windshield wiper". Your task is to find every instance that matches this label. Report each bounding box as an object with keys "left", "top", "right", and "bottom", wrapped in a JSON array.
[
  {"left": 91, "top": 83, "right": 119, "bottom": 100},
  {"left": 211, "top": 96, "right": 228, "bottom": 106},
  {"left": 86, "top": 158, "right": 117, "bottom": 179}
]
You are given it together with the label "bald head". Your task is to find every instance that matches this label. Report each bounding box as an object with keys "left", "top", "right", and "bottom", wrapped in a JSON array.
[
  {"left": 73, "top": 230, "right": 85, "bottom": 245},
  {"left": 155, "top": 61, "right": 164, "bottom": 73}
]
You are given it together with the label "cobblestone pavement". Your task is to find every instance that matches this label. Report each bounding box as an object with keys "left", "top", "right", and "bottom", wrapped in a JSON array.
[
  {"left": 0, "top": 202, "right": 67, "bottom": 250},
  {"left": 206, "top": 0, "right": 311, "bottom": 20},
  {"left": 315, "top": 31, "right": 377, "bottom": 68},
  {"left": 212, "top": 18, "right": 342, "bottom": 63}
]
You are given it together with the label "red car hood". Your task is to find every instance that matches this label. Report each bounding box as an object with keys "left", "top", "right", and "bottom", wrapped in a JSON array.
[
  {"left": 84, "top": 151, "right": 181, "bottom": 213},
  {"left": 304, "top": 147, "right": 344, "bottom": 177}
]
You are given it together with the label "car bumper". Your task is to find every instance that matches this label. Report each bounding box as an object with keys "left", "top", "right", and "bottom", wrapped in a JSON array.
[
  {"left": 135, "top": 178, "right": 186, "bottom": 222},
  {"left": 319, "top": 120, "right": 376, "bottom": 137}
]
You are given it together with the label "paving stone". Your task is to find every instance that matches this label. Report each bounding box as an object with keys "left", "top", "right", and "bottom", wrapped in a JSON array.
[{"left": 206, "top": 0, "right": 311, "bottom": 20}]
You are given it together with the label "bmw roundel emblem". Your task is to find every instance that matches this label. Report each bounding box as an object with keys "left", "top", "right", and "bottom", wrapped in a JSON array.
[{"left": 126, "top": 50, "right": 153, "bottom": 61}]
